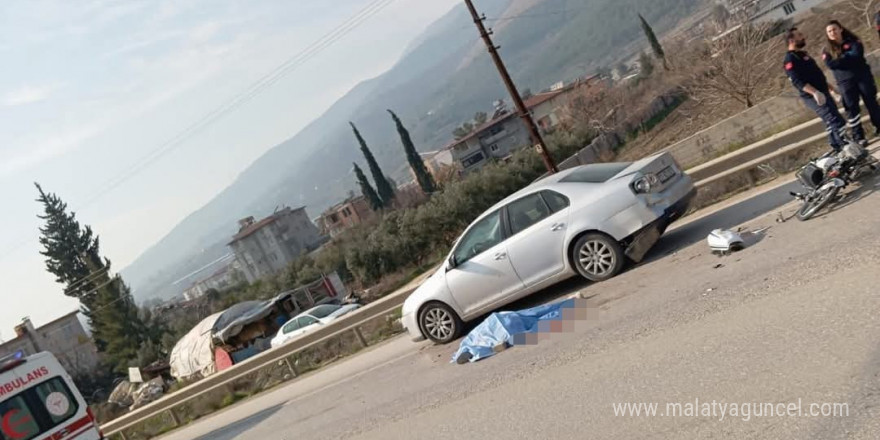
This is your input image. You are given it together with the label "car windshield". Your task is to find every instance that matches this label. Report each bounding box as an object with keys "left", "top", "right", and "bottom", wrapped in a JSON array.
[
  {"left": 559, "top": 162, "right": 633, "bottom": 183},
  {"left": 0, "top": 377, "right": 79, "bottom": 440},
  {"left": 307, "top": 305, "right": 341, "bottom": 319}
]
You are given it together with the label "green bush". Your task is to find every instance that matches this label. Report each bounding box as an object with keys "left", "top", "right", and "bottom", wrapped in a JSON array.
[{"left": 341, "top": 149, "right": 544, "bottom": 287}]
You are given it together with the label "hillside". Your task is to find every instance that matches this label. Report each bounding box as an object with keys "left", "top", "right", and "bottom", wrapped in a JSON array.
[{"left": 122, "top": 0, "right": 707, "bottom": 301}]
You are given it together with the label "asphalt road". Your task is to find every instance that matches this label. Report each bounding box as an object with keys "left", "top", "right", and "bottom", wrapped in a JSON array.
[{"left": 158, "top": 170, "right": 880, "bottom": 440}]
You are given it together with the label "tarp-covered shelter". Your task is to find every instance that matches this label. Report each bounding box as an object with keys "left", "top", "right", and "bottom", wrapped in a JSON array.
[
  {"left": 168, "top": 273, "right": 347, "bottom": 380},
  {"left": 169, "top": 312, "right": 223, "bottom": 381}
]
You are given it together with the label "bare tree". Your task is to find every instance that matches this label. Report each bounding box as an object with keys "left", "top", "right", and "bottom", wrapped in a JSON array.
[
  {"left": 685, "top": 21, "right": 777, "bottom": 109},
  {"left": 848, "top": 0, "right": 879, "bottom": 30}
]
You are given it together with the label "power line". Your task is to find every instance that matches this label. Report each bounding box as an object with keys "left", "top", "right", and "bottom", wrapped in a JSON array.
[
  {"left": 79, "top": 0, "right": 396, "bottom": 209},
  {"left": 484, "top": 6, "right": 592, "bottom": 23},
  {"left": 64, "top": 266, "right": 110, "bottom": 293},
  {"left": 0, "top": 0, "right": 396, "bottom": 263}
]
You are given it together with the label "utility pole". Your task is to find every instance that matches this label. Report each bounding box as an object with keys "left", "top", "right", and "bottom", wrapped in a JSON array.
[{"left": 463, "top": 0, "right": 558, "bottom": 174}]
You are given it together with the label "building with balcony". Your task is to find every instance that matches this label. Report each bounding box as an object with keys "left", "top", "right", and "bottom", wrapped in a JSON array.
[{"left": 229, "top": 206, "right": 324, "bottom": 283}]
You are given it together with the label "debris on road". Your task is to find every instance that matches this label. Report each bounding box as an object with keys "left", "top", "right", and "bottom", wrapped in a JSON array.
[
  {"left": 708, "top": 226, "right": 770, "bottom": 255},
  {"left": 708, "top": 229, "right": 744, "bottom": 255},
  {"left": 451, "top": 298, "right": 587, "bottom": 364},
  {"left": 713, "top": 263, "right": 724, "bottom": 269}
]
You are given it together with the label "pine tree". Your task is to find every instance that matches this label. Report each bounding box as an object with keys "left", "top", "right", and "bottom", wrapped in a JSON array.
[
  {"left": 36, "top": 184, "right": 101, "bottom": 306},
  {"left": 638, "top": 14, "right": 668, "bottom": 70},
  {"left": 388, "top": 110, "right": 436, "bottom": 195},
  {"left": 350, "top": 122, "right": 395, "bottom": 206},
  {"left": 353, "top": 163, "right": 382, "bottom": 210},
  {"left": 36, "top": 183, "right": 148, "bottom": 373}
]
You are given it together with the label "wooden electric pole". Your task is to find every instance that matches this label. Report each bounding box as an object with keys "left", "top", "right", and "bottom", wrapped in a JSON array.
[{"left": 463, "top": 0, "right": 558, "bottom": 174}]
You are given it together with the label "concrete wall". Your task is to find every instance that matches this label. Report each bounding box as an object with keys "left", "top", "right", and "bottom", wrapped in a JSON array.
[
  {"left": 0, "top": 316, "right": 99, "bottom": 376},
  {"left": 556, "top": 133, "right": 622, "bottom": 171},
  {"left": 663, "top": 94, "right": 814, "bottom": 170},
  {"left": 37, "top": 315, "right": 100, "bottom": 374}
]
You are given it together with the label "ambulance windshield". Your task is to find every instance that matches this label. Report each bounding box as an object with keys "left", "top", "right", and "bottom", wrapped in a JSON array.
[{"left": 0, "top": 377, "right": 78, "bottom": 440}]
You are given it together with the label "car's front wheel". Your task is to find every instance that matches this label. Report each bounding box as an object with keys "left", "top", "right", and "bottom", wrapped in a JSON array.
[
  {"left": 418, "top": 302, "right": 463, "bottom": 344},
  {"left": 571, "top": 232, "right": 625, "bottom": 282}
]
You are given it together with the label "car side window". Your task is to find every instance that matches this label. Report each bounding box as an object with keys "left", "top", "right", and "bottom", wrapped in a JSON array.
[
  {"left": 542, "top": 190, "right": 570, "bottom": 213},
  {"left": 507, "top": 193, "right": 552, "bottom": 235},
  {"left": 283, "top": 320, "right": 300, "bottom": 334},
  {"left": 298, "top": 315, "right": 319, "bottom": 327},
  {"left": 453, "top": 210, "right": 504, "bottom": 264}
]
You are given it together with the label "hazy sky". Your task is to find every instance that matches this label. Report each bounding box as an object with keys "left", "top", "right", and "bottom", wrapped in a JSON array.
[{"left": 0, "top": 0, "right": 459, "bottom": 338}]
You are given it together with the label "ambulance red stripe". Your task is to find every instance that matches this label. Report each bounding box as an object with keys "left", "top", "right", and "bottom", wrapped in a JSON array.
[{"left": 43, "top": 414, "right": 93, "bottom": 440}]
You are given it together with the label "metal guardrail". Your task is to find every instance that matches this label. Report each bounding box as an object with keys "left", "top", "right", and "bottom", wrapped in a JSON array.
[{"left": 101, "top": 271, "right": 433, "bottom": 437}]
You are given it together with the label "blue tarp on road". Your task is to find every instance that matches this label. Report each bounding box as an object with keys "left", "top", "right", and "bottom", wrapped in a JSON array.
[{"left": 451, "top": 298, "right": 578, "bottom": 364}]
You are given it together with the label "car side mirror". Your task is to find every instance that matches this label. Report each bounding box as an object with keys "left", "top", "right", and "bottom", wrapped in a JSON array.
[{"left": 447, "top": 255, "right": 458, "bottom": 271}]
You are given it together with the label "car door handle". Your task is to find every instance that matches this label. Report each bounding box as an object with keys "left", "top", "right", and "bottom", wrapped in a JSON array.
[
  {"left": 494, "top": 252, "right": 507, "bottom": 260},
  {"left": 551, "top": 223, "right": 566, "bottom": 231}
]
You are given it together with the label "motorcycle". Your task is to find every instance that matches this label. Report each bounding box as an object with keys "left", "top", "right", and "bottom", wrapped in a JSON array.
[{"left": 790, "top": 141, "right": 877, "bottom": 221}]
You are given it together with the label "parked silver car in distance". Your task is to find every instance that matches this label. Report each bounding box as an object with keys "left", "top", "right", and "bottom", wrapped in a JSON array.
[
  {"left": 401, "top": 151, "right": 695, "bottom": 344},
  {"left": 271, "top": 303, "right": 362, "bottom": 348}
]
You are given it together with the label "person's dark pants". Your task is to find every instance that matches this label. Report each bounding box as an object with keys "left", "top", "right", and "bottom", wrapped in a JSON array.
[
  {"left": 802, "top": 91, "right": 848, "bottom": 150},
  {"left": 840, "top": 74, "right": 880, "bottom": 139}
]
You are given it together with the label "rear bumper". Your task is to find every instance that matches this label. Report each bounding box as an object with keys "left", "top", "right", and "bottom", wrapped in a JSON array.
[{"left": 663, "top": 187, "right": 697, "bottom": 224}]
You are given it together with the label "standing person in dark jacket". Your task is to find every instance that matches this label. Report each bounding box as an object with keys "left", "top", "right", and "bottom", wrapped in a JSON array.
[
  {"left": 823, "top": 20, "right": 880, "bottom": 144},
  {"left": 784, "top": 27, "right": 849, "bottom": 151}
]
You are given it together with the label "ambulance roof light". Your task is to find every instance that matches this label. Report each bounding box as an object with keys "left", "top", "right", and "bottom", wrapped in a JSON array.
[{"left": 0, "top": 350, "right": 26, "bottom": 373}]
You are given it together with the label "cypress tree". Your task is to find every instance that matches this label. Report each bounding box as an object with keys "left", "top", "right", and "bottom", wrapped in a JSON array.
[
  {"left": 36, "top": 183, "right": 147, "bottom": 373},
  {"left": 350, "top": 122, "right": 395, "bottom": 207},
  {"left": 639, "top": 14, "right": 668, "bottom": 70},
  {"left": 388, "top": 110, "right": 436, "bottom": 195},
  {"left": 353, "top": 163, "right": 382, "bottom": 210},
  {"left": 638, "top": 51, "right": 655, "bottom": 78}
]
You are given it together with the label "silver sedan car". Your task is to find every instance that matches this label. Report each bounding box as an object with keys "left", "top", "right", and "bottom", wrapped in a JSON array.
[{"left": 401, "top": 151, "right": 695, "bottom": 343}]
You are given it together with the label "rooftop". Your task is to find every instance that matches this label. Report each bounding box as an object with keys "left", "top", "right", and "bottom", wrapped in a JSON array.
[
  {"left": 322, "top": 195, "right": 367, "bottom": 216},
  {"left": 229, "top": 206, "right": 306, "bottom": 244},
  {"left": 443, "top": 90, "right": 567, "bottom": 148},
  {"left": 1, "top": 311, "right": 81, "bottom": 348}
]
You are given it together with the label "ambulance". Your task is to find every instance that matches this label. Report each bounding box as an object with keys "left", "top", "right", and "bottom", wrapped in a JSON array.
[{"left": 0, "top": 351, "right": 104, "bottom": 440}]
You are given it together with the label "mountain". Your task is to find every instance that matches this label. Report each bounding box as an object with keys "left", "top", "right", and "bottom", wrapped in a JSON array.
[{"left": 122, "top": 0, "right": 707, "bottom": 301}]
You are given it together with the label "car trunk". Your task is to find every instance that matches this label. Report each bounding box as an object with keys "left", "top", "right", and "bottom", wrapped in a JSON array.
[{"left": 613, "top": 152, "right": 682, "bottom": 193}]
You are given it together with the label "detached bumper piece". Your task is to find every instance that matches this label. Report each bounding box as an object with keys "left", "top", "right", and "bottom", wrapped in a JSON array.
[
  {"left": 625, "top": 188, "right": 697, "bottom": 263},
  {"left": 625, "top": 222, "right": 662, "bottom": 263}
]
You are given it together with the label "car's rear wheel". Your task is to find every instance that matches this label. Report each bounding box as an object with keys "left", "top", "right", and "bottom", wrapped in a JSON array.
[
  {"left": 418, "top": 302, "right": 463, "bottom": 344},
  {"left": 572, "top": 232, "right": 625, "bottom": 282}
]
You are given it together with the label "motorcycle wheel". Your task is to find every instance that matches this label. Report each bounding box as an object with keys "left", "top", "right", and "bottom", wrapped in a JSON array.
[{"left": 796, "top": 185, "right": 839, "bottom": 221}]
